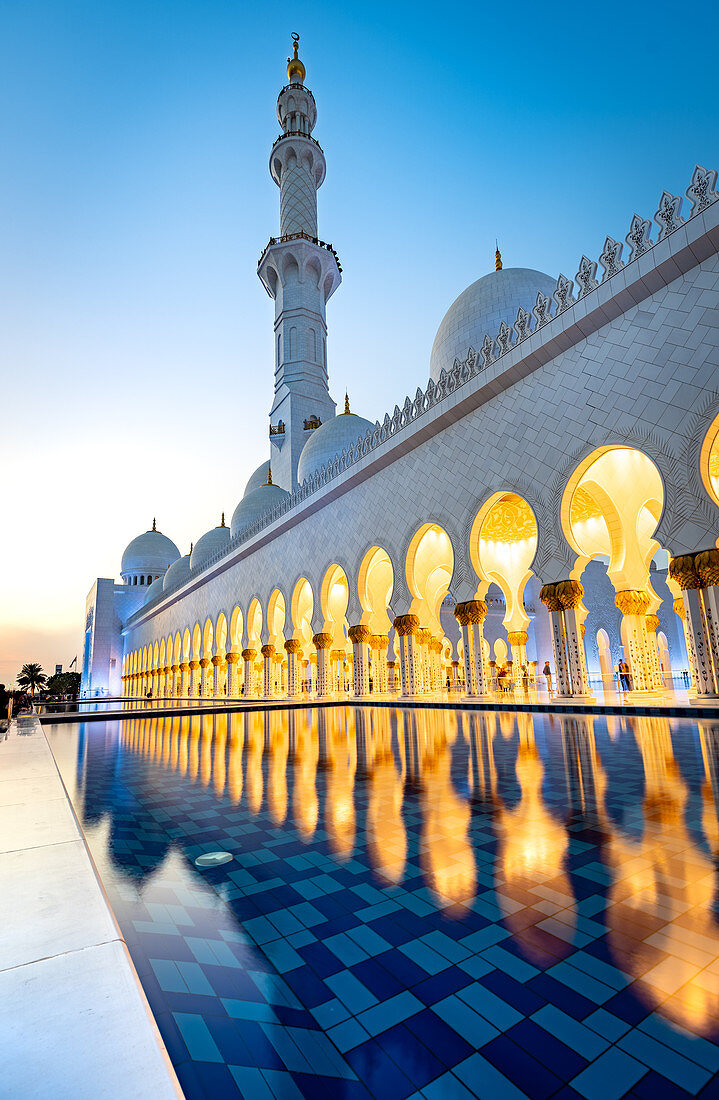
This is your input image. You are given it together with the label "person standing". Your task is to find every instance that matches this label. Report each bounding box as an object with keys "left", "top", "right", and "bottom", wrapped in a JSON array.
[{"left": 543, "top": 661, "right": 553, "bottom": 698}]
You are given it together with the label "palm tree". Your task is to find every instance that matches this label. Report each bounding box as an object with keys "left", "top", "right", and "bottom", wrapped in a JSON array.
[{"left": 16, "top": 663, "right": 47, "bottom": 697}]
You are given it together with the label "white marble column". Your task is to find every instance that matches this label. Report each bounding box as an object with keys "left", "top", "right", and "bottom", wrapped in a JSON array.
[
  {"left": 394, "top": 615, "right": 420, "bottom": 697},
  {"left": 348, "top": 626, "right": 371, "bottom": 696},
  {"left": 540, "top": 585, "right": 572, "bottom": 697},
  {"left": 313, "top": 634, "right": 332, "bottom": 697}
]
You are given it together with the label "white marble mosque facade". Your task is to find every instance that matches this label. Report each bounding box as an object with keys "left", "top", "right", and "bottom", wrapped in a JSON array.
[{"left": 81, "top": 43, "right": 719, "bottom": 705}]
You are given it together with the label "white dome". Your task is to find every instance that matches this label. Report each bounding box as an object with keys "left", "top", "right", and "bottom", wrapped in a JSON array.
[
  {"left": 244, "top": 460, "right": 271, "bottom": 497},
  {"left": 430, "top": 267, "right": 556, "bottom": 382},
  {"left": 231, "top": 482, "right": 290, "bottom": 539},
  {"left": 163, "top": 553, "right": 191, "bottom": 593},
  {"left": 144, "top": 576, "right": 165, "bottom": 605},
  {"left": 190, "top": 523, "right": 231, "bottom": 571},
  {"left": 121, "top": 527, "right": 180, "bottom": 577},
  {"left": 297, "top": 411, "right": 374, "bottom": 484}
]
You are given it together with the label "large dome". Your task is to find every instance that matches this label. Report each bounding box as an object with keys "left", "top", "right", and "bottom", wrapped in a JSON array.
[
  {"left": 297, "top": 410, "right": 374, "bottom": 484},
  {"left": 163, "top": 552, "right": 191, "bottom": 592},
  {"left": 121, "top": 526, "right": 180, "bottom": 578},
  {"left": 244, "top": 459, "right": 271, "bottom": 497},
  {"left": 231, "top": 482, "right": 290, "bottom": 539},
  {"left": 190, "top": 522, "right": 231, "bottom": 572},
  {"left": 430, "top": 267, "right": 556, "bottom": 382},
  {"left": 143, "top": 576, "right": 165, "bottom": 605}
]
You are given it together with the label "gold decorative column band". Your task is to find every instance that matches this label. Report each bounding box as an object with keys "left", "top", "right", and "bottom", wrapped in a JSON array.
[
  {"left": 556, "top": 579, "right": 584, "bottom": 609},
  {"left": 417, "top": 628, "right": 432, "bottom": 645},
  {"left": 171, "top": 664, "right": 179, "bottom": 673},
  {"left": 696, "top": 548, "right": 719, "bottom": 587},
  {"left": 180, "top": 662, "right": 190, "bottom": 672},
  {"left": 189, "top": 660, "right": 200, "bottom": 671},
  {"left": 331, "top": 649, "right": 346, "bottom": 662},
  {"left": 348, "top": 625, "right": 372, "bottom": 644},
  {"left": 211, "top": 655, "right": 223, "bottom": 666},
  {"left": 539, "top": 584, "right": 563, "bottom": 612},
  {"left": 370, "top": 634, "right": 385, "bottom": 650},
  {"left": 614, "top": 589, "right": 650, "bottom": 616},
  {"left": 673, "top": 598, "right": 686, "bottom": 621},
  {"left": 284, "top": 639, "right": 302, "bottom": 654},
  {"left": 453, "top": 600, "right": 487, "bottom": 625},
  {"left": 199, "top": 657, "right": 211, "bottom": 668},
  {"left": 668, "top": 554, "right": 702, "bottom": 590},
  {"left": 393, "top": 615, "right": 420, "bottom": 636},
  {"left": 507, "top": 630, "right": 528, "bottom": 646},
  {"left": 225, "top": 651, "right": 240, "bottom": 663},
  {"left": 260, "top": 644, "right": 275, "bottom": 658},
  {"left": 241, "top": 648, "right": 256, "bottom": 660},
  {"left": 645, "top": 614, "right": 660, "bottom": 633},
  {"left": 312, "top": 633, "right": 333, "bottom": 650}
]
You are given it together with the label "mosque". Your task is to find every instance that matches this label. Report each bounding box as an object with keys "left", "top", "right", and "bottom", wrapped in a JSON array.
[{"left": 81, "top": 38, "right": 719, "bottom": 705}]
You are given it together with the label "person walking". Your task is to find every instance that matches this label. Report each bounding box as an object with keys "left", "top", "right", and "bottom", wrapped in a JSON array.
[{"left": 543, "top": 660, "right": 553, "bottom": 698}]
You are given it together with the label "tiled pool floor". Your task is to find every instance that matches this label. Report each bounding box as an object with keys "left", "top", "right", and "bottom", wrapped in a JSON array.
[{"left": 46, "top": 708, "right": 719, "bottom": 1099}]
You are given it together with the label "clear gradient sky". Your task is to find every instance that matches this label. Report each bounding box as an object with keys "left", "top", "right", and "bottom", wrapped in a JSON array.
[{"left": 1, "top": 0, "right": 717, "bottom": 686}]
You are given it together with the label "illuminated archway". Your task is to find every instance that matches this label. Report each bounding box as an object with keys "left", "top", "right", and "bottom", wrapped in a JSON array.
[{"left": 405, "top": 524, "right": 454, "bottom": 694}]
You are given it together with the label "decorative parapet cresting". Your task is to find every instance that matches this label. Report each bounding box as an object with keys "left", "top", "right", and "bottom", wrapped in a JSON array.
[{"left": 139, "top": 164, "right": 718, "bottom": 611}]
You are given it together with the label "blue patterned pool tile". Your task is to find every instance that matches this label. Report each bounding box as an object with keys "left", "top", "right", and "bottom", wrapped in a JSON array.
[
  {"left": 228, "top": 1064, "right": 275, "bottom": 1099},
  {"left": 530, "top": 1005, "right": 610, "bottom": 1061},
  {"left": 507, "top": 1017, "right": 588, "bottom": 1081},
  {"left": 460, "top": 925, "right": 509, "bottom": 954},
  {"left": 638, "top": 1013, "right": 719, "bottom": 1073},
  {"left": 326, "top": 969, "right": 378, "bottom": 1014},
  {"left": 413, "top": 965, "right": 473, "bottom": 1006},
  {"left": 257, "top": 1023, "right": 314, "bottom": 1073},
  {"left": 571, "top": 1046, "right": 647, "bottom": 1100},
  {"left": 571, "top": 949, "right": 630, "bottom": 991},
  {"left": 262, "top": 938, "right": 304, "bottom": 973},
  {"left": 356, "top": 990, "right": 424, "bottom": 1038},
  {"left": 457, "top": 981, "right": 523, "bottom": 1031},
  {"left": 310, "top": 997, "right": 351, "bottom": 1029},
  {"left": 295, "top": 1027, "right": 357, "bottom": 1079},
  {"left": 479, "top": 968, "right": 545, "bottom": 1017},
  {"left": 421, "top": 930, "right": 472, "bottom": 964},
  {"left": 583, "top": 1006, "right": 633, "bottom": 1042},
  {"left": 243, "top": 915, "right": 283, "bottom": 944},
  {"left": 528, "top": 973, "right": 596, "bottom": 1019},
  {"left": 298, "top": 939, "right": 345, "bottom": 979},
  {"left": 173, "top": 1011, "right": 224, "bottom": 1063},
  {"left": 629, "top": 1069, "right": 696, "bottom": 1100},
  {"left": 185, "top": 936, "right": 242, "bottom": 969},
  {"left": 260, "top": 1067, "right": 307, "bottom": 1099},
  {"left": 452, "top": 1052, "right": 529, "bottom": 1099},
  {"left": 457, "top": 953, "right": 495, "bottom": 981},
  {"left": 284, "top": 963, "right": 334, "bottom": 1008},
  {"left": 377, "top": 1021, "right": 446, "bottom": 1089},
  {"left": 480, "top": 944, "right": 538, "bottom": 984},
  {"left": 345, "top": 1039, "right": 417, "bottom": 1099},
  {"left": 325, "top": 932, "right": 370, "bottom": 967},
  {"left": 150, "top": 958, "right": 188, "bottom": 994},
  {"left": 481, "top": 1033, "right": 564, "bottom": 1099},
  {"left": 398, "top": 939, "right": 448, "bottom": 975},
  {"left": 432, "top": 993, "right": 499, "bottom": 1049},
  {"left": 421, "top": 1068, "right": 484, "bottom": 1100},
  {"left": 221, "top": 998, "right": 277, "bottom": 1022},
  {"left": 345, "top": 922, "right": 390, "bottom": 957},
  {"left": 327, "top": 1016, "right": 370, "bottom": 1053},
  {"left": 355, "top": 899, "right": 402, "bottom": 924},
  {"left": 352, "top": 957, "right": 404, "bottom": 1001},
  {"left": 618, "top": 1028, "right": 712, "bottom": 1093},
  {"left": 602, "top": 986, "right": 652, "bottom": 1026}
]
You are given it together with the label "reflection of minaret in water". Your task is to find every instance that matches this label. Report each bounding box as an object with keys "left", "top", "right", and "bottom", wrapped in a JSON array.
[{"left": 258, "top": 35, "right": 341, "bottom": 490}]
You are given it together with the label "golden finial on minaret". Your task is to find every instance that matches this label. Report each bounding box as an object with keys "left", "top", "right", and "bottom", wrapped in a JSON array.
[
  {"left": 152, "top": 517, "right": 156, "bottom": 532},
  {"left": 267, "top": 465, "right": 273, "bottom": 485},
  {"left": 190, "top": 542, "right": 193, "bottom": 554},
  {"left": 220, "top": 511, "right": 226, "bottom": 527},
  {"left": 495, "top": 242, "right": 502, "bottom": 271},
  {"left": 287, "top": 32, "right": 306, "bottom": 82},
  {"left": 344, "top": 391, "right": 350, "bottom": 415}
]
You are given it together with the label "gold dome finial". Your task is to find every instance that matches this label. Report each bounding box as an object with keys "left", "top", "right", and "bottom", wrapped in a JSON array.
[
  {"left": 495, "top": 242, "right": 502, "bottom": 271},
  {"left": 190, "top": 542, "right": 193, "bottom": 554},
  {"left": 152, "top": 517, "right": 156, "bottom": 531},
  {"left": 220, "top": 511, "right": 226, "bottom": 527},
  {"left": 344, "top": 391, "right": 350, "bottom": 415},
  {"left": 287, "top": 32, "right": 306, "bottom": 82},
  {"left": 267, "top": 465, "right": 273, "bottom": 486}
]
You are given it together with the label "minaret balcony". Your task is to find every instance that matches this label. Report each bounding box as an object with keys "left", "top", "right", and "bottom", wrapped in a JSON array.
[
  {"left": 257, "top": 233, "right": 342, "bottom": 301},
  {"left": 272, "top": 130, "right": 323, "bottom": 154}
]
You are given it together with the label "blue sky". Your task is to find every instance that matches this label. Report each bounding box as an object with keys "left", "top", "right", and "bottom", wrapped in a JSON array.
[{"left": 0, "top": 0, "right": 716, "bottom": 682}]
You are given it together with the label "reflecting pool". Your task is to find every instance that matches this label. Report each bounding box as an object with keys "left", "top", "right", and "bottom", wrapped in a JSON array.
[{"left": 46, "top": 708, "right": 719, "bottom": 1099}]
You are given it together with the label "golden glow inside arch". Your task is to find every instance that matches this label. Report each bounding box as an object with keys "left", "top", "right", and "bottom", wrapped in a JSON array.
[
  {"left": 291, "top": 578, "right": 314, "bottom": 650},
  {"left": 358, "top": 546, "right": 394, "bottom": 634},
  {"left": 267, "top": 589, "right": 286, "bottom": 645},
  {"left": 247, "top": 598, "right": 263, "bottom": 646},
  {"left": 406, "top": 524, "right": 453, "bottom": 635},
  {"left": 700, "top": 411, "right": 719, "bottom": 514},
  {"left": 320, "top": 564, "right": 349, "bottom": 647},
  {"left": 470, "top": 493, "right": 538, "bottom": 633},
  {"left": 562, "top": 447, "right": 664, "bottom": 594}
]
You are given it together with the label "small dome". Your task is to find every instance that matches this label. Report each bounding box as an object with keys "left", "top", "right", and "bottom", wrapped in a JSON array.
[
  {"left": 121, "top": 525, "right": 180, "bottom": 578},
  {"left": 144, "top": 576, "right": 165, "bottom": 605},
  {"left": 190, "top": 521, "right": 231, "bottom": 572},
  {"left": 297, "top": 410, "right": 373, "bottom": 484},
  {"left": 244, "top": 459, "right": 271, "bottom": 498},
  {"left": 430, "top": 266, "right": 556, "bottom": 382},
  {"left": 231, "top": 481, "right": 290, "bottom": 539},
  {"left": 163, "top": 553, "right": 191, "bottom": 593}
]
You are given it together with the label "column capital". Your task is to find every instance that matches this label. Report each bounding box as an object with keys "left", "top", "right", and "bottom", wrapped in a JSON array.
[
  {"left": 556, "top": 579, "right": 584, "bottom": 609},
  {"left": 369, "top": 634, "right": 385, "bottom": 650},
  {"left": 615, "top": 589, "right": 650, "bottom": 616},
  {"left": 348, "top": 625, "right": 372, "bottom": 643},
  {"left": 673, "top": 597, "right": 686, "bottom": 621},
  {"left": 261, "top": 644, "right": 275, "bottom": 658},
  {"left": 539, "top": 583, "right": 563, "bottom": 612},
  {"left": 331, "top": 648, "right": 345, "bottom": 661},
  {"left": 211, "top": 655, "right": 223, "bottom": 666},
  {"left": 669, "top": 554, "right": 702, "bottom": 590},
  {"left": 284, "top": 639, "right": 302, "bottom": 654},
  {"left": 189, "top": 660, "right": 200, "bottom": 671},
  {"left": 171, "top": 663, "right": 179, "bottom": 672},
  {"left": 199, "top": 657, "right": 211, "bottom": 668},
  {"left": 646, "top": 614, "right": 660, "bottom": 633},
  {"left": 507, "top": 630, "right": 528, "bottom": 646},
  {"left": 241, "top": 648, "right": 256, "bottom": 660},
  {"left": 225, "top": 651, "right": 240, "bottom": 663},
  {"left": 696, "top": 548, "right": 719, "bottom": 587},
  {"left": 393, "top": 614, "right": 419, "bottom": 636},
  {"left": 180, "top": 662, "right": 190, "bottom": 672},
  {"left": 312, "top": 632, "right": 333, "bottom": 650}
]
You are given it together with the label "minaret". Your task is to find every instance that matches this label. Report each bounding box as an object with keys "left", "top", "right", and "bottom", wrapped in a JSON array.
[{"left": 257, "top": 34, "right": 341, "bottom": 490}]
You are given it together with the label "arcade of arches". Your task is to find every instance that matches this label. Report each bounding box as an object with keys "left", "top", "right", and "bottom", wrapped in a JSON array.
[{"left": 123, "top": 441, "right": 719, "bottom": 706}]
